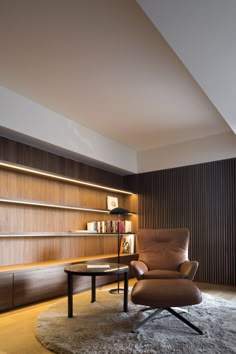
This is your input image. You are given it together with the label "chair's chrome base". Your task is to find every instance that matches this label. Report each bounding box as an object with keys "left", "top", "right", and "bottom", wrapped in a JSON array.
[
  {"left": 140, "top": 306, "right": 188, "bottom": 314},
  {"left": 132, "top": 307, "right": 203, "bottom": 335},
  {"left": 109, "top": 288, "right": 124, "bottom": 294},
  {"left": 132, "top": 308, "right": 164, "bottom": 332}
]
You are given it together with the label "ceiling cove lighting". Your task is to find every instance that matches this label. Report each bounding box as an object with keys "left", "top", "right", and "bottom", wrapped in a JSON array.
[{"left": 0, "top": 161, "right": 133, "bottom": 195}]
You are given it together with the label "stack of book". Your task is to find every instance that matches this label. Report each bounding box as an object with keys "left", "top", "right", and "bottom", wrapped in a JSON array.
[{"left": 87, "top": 220, "right": 132, "bottom": 234}]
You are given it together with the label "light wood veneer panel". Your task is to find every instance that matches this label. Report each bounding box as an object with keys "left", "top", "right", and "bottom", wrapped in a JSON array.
[
  {"left": 0, "top": 236, "right": 119, "bottom": 266},
  {"left": 0, "top": 169, "right": 135, "bottom": 233},
  {"left": 0, "top": 137, "right": 137, "bottom": 275}
]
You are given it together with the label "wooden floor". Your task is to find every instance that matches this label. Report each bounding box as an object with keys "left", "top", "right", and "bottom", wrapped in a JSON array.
[{"left": 0, "top": 280, "right": 235, "bottom": 354}]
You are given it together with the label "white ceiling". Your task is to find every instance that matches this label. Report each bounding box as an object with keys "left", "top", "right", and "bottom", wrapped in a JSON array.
[
  {"left": 137, "top": 0, "right": 236, "bottom": 136},
  {"left": 0, "top": 0, "right": 233, "bottom": 159}
]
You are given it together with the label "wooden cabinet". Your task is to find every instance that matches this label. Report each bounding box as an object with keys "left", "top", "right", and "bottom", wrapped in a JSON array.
[
  {"left": 0, "top": 253, "right": 137, "bottom": 311},
  {"left": 0, "top": 273, "right": 13, "bottom": 311},
  {"left": 13, "top": 265, "right": 68, "bottom": 307}
]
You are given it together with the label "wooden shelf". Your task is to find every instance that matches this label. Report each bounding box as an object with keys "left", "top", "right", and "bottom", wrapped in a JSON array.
[
  {"left": 0, "top": 161, "right": 136, "bottom": 219},
  {"left": 0, "top": 253, "right": 138, "bottom": 273},
  {"left": 0, "top": 197, "right": 110, "bottom": 213},
  {"left": 0, "top": 232, "right": 135, "bottom": 238}
]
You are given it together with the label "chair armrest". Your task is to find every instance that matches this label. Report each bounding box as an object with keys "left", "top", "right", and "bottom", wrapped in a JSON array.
[
  {"left": 179, "top": 260, "right": 199, "bottom": 280},
  {"left": 130, "top": 260, "right": 148, "bottom": 280}
]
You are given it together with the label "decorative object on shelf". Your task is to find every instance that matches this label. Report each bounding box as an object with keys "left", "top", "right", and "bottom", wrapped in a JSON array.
[
  {"left": 86, "top": 264, "right": 110, "bottom": 269},
  {"left": 109, "top": 207, "right": 130, "bottom": 294},
  {"left": 119, "top": 234, "right": 134, "bottom": 254},
  {"left": 107, "top": 196, "right": 118, "bottom": 210}
]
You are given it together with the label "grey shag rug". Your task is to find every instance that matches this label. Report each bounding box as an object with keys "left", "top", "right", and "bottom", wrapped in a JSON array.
[{"left": 35, "top": 288, "right": 236, "bottom": 354}]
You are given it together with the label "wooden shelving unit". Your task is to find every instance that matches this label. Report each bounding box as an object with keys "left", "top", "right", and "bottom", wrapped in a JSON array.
[{"left": 0, "top": 159, "right": 138, "bottom": 312}]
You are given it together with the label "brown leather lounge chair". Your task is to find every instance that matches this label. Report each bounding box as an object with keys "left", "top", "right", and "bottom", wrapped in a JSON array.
[
  {"left": 130, "top": 228, "right": 199, "bottom": 281},
  {"left": 130, "top": 228, "right": 202, "bottom": 334}
]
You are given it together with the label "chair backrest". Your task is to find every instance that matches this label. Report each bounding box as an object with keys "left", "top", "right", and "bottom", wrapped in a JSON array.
[{"left": 137, "top": 228, "right": 190, "bottom": 271}]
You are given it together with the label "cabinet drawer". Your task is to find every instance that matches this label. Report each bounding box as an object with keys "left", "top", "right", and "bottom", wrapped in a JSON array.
[{"left": 14, "top": 266, "right": 67, "bottom": 306}]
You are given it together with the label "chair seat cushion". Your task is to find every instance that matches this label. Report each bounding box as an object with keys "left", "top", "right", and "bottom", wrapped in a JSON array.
[
  {"left": 131, "top": 279, "right": 202, "bottom": 308},
  {"left": 143, "top": 269, "right": 186, "bottom": 279}
]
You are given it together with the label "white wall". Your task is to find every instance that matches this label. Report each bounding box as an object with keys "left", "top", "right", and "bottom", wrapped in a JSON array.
[
  {"left": 1, "top": 86, "right": 236, "bottom": 175},
  {"left": 137, "top": 131, "right": 236, "bottom": 173},
  {"left": 0, "top": 86, "right": 137, "bottom": 174}
]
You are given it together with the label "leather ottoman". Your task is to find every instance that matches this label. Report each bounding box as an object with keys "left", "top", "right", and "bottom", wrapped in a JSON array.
[{"left": 131, "top": 278, "right": 203, "bottom": 334}]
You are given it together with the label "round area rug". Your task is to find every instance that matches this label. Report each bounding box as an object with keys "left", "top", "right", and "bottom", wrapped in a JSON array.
[{"left": 35, "top": 289, "right": 236, "bottom": 354}]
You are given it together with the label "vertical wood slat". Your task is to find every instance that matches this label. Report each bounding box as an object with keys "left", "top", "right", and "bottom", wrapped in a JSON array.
[
  {"left": 126, "top": 159, "right": 236, "bottom": 286},
  {"left": 0, "top": 136, "right": 124, "bottom": 189}
]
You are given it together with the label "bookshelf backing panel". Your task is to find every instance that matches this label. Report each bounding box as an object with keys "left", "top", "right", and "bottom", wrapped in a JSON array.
[
  {"left": 0, "top": 137, "right": 138, "bottom": 311},
  {"left": 0, "top": 235, "right": 137, "bottom": 266}
]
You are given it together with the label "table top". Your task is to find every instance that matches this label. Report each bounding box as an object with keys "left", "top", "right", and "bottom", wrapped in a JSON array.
[{"left": 64, "top": 262, "right": 129, "bottom": 275}]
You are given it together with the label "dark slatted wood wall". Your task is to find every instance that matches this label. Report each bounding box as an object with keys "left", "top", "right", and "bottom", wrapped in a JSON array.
[
  {"left": 125, "top": 159, "right": 236, "bottom": 286},
  {"left": 0, "top": 136, "right": 124, "bottom": 189}
]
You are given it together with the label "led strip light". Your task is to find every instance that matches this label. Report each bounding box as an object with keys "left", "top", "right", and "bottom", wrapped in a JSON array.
[
  {"left": 0, "top": 197, "right": 112, "bottom": 213},
  {"left": 0, "top": 161, "right": 133, "bottom": 195}
]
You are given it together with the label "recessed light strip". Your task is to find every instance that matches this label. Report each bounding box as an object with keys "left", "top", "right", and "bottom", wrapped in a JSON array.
[
  {"left": 0, "top": 197, "right": 110, "bottom": 213},
  {"left": 0, "top": 161, "right": 133, "bottom": 195}
]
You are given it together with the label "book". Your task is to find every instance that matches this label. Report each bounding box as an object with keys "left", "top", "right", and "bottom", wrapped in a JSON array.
[
  {"left": 106, "top": 220, "right": 111, "bottom": 233},
  {"left": 118, "top": 220, "right": 125, "bottom": 233},
  {"left": 111, "top": 220, "right": 116, "bottom": 233},
  {"left": 101, "top": 220, "right": 106, "bottom": 233},
  {"left": 96, "top": 221, "right": 101, "bottom": 233},
  {"left": 87, "top": 221, "right": 97, "bottom": 232},
  {"left": 87, "top": 264, "right": 110, "bottom": 269},
  {"left": 124, "top": 220, "right": 132, "bottom": 233}
]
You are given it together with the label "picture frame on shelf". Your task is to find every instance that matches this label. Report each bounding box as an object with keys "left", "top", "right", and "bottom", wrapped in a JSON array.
[
  {"left": 120, "top": 234, "right": 135, "bottom": 254},
  {"left": 107, "top": 196, "right": 118, "bottom": 210}
]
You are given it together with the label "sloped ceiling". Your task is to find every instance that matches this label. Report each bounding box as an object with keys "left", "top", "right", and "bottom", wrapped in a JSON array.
[
  {"left": 0, "top": 0, "right": 234, "bottom": 174},
  {"left": 137, "top": 0, "right": 236, "bottom": 135}
]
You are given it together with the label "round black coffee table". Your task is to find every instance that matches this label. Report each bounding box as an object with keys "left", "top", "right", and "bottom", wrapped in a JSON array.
[{"left": 64, "top": 262, "right": 129, "bottom": 318}]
